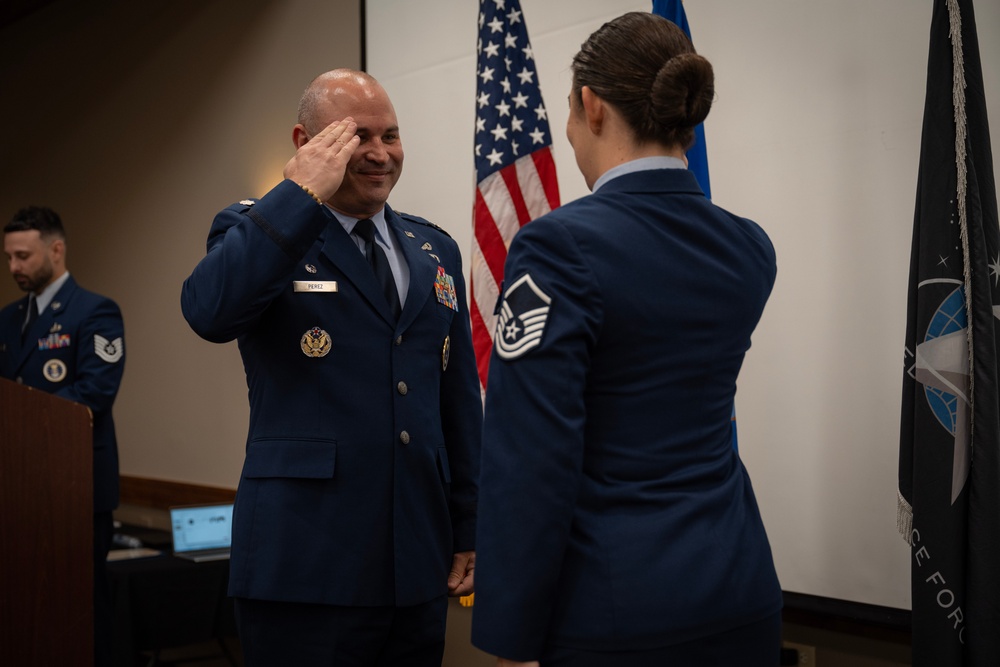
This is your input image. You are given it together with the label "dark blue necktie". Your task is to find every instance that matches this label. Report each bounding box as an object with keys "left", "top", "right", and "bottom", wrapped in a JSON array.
[{"left": 354, "top": 219, "right": 401, "bottom": 320}]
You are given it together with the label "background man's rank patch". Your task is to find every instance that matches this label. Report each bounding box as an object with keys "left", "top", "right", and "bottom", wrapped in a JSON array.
[
  {"left": 494, "top": 273, "right": 552, "bottom": 360},
  {"left": 94, "top": 334, "right": 124, "bottom": 363}
]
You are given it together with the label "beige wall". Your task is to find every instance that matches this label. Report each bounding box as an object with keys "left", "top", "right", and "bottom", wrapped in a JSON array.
[{"left": 0, "top": 0, "right": 361, "bottom": 487}]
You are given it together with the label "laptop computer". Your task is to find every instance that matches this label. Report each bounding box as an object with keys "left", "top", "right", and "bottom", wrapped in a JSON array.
[{"left": 169, "top": 503, "right": 234, "bottom": 562}]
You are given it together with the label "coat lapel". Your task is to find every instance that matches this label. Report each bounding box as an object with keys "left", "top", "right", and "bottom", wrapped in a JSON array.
[
  {"left": 386, "top": 207, "right": 438, "bottom": 333},
  {"left": 317, "top": 218, "right": 398, "bottom": 327},
  {"left": 317, "top": 208, "right": 448, "bottom": 331}
]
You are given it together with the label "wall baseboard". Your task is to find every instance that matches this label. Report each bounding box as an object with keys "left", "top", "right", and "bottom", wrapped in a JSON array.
[
  {"left": 120, "top": 474, "right": 235, "bottom": 509},
  {"left": 783, "top": 592, "right": 911, "bottom": 644}
]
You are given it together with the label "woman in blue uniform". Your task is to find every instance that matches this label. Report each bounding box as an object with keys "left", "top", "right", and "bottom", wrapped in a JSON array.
[{"left": 472, "top": 12, "right": 782, "bottom": 667}]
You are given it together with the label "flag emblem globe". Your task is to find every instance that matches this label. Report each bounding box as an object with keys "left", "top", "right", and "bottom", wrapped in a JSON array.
[{"left": 923, "top": 286, "right": 967, "bottom": 435}]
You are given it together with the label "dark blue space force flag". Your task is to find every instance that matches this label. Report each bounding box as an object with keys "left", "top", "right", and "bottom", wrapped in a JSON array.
[{"left": 898, "top": 0, "right": 1000, "bottom": 665}]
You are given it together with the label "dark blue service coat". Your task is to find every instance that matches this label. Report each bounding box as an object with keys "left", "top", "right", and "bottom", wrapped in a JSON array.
[
  {"left": 181, "top": 179, "right": 482, "bottom": 607},
  {"left": 0, "top": 275, "right": 125, "bottom": 513},
  {"left": 472, "top": 168, "right": 782, "bottom": 659}
]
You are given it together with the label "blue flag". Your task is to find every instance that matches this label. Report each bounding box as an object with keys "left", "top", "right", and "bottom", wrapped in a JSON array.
[
  {"left": 651, "top": 0, "right": 711, "bottom": 200},
  {"left": 653, "top": 1, "right": 732, "bottom": 448}
]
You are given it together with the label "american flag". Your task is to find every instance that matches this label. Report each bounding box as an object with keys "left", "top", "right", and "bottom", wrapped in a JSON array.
[{"left": 471, "top": 0, "right": 560, "bottom": 391}]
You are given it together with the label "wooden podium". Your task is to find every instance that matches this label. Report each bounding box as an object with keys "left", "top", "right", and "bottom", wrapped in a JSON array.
[{"left": 0, "top": 376, "right": 94, "bottom": 666}]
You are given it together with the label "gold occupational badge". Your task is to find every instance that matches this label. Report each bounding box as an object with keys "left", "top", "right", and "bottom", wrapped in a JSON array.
[
  {"left": 300, "top": 327, "right": 332, "bottom": 358},
  {"left": 442, "top": 335, "right": 451, "bottom": 371}
]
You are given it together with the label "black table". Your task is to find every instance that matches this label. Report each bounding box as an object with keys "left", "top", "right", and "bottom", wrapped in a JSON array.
[{"left": 108, "top": 527, "right": 237, "bottom": 666}]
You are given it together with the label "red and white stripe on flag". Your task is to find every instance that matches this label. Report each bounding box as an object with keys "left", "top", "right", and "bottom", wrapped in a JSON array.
[{"left": 471, "top": 0, "right": 560, "bottom": 392}]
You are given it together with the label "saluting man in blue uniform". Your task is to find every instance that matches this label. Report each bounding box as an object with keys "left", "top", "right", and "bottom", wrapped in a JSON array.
[
  {"left": 1, "top": 205, "right": 126, "bottom": 667},
  {"left": 181, "top": 69, "right": 482, "bottom": 666}
]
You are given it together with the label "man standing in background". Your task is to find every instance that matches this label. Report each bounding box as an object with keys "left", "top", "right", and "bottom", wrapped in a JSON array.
[{"left": 1, "top": 206, "right": 126, "bottom": 667}]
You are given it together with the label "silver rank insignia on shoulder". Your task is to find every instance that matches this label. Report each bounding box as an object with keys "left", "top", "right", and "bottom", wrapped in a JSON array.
[
  {"left": 495, "top": 273, "right": 552, "bottom": 360},
  {"left": 301, "top": 327, "right": 332, "bottom": 357},
  {"left": 442, "top": 335, "right": 451, "bottom": 371},
  {"left": 305, "top": 264, "right": 318, "bottom": 274},
  {"left": 240, "top": 199, "right": 256, "bottom": 206},
  {"left": 95, "top": 335, "right": 124, "bottom": 363}
]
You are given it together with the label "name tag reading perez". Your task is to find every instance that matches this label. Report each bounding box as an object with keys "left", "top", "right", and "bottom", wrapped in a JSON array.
[{"left": 293, "top": 281, "right": 339, "bottom": 293}]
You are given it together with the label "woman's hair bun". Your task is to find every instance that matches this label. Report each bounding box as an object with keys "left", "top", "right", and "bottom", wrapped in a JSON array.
[
  {"left": 571, "top": 12, "right": 716, "bottom": 148},
  {"left": 651, "top": 53, "right": 715, "bottom": 130}
]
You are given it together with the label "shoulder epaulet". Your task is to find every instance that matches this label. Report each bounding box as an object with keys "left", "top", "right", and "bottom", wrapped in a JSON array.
[
  {"left": 226, "top": 198, "right": 258, "bottom": 212},
  {"left": 398, "top": 212, "right": 452, "bottom": 239}
]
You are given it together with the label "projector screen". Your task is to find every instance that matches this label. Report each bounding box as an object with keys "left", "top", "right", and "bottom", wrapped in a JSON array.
[{"left": 365, "top": 0, "right": 1000, "bottom": 611}]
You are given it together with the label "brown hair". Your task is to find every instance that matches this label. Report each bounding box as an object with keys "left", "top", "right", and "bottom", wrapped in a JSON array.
[
  {"left": 571, "top": 12, "right": 714, "bottom": 149},
  {"left": 5, "top": 206, "right": 66, "bottom": 241}
]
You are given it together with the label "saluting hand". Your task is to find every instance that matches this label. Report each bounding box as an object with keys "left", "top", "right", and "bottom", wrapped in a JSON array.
[{"left": 284, "top": 117, "right": 360, "bottom": 202}]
